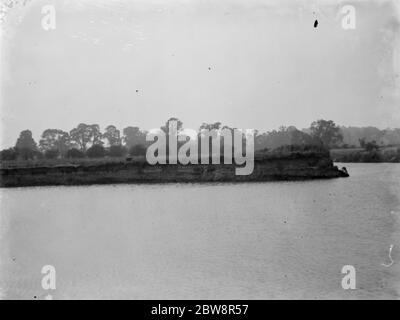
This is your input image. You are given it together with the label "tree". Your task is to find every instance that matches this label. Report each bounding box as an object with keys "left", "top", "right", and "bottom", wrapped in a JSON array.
[
  {"left": 290, "top": 129, "right": 320, "bottom": 146},
  {"left": 90, "top": 124, "right": 103, "bottom": 146},
  {"left": 15, "top": 130, "right": 38, "bottom": 160},
  {"left": 69, "top": 124, "right": 91, "bottom": 151},
  {"left": 86, "top": 144, "right": 106, "bottom": 158},
  {"left": 15, "top": 130, "right": 37, "bottom": 150},
  {"left": 310, "top": 120, "right": 343, "bottom": 148},
  {"left": 161, "top": 117, "right": 183, "bottom": 134},
  {"left": 39, "top": 129, "right": 70, "bottom": 157},
  {"left": 123, "top": 126, "right": 147, "bottom": 148},
  {"left": 256, "top": 127, "right": 291, "bottom": 150},
  {"left": 103, "top": 125, "right": 121, "bottom": 146},
  {"left": 70, "top": 123, "right": 102, "bottom": 151}
]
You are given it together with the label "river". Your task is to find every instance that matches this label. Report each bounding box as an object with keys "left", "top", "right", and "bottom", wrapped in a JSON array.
[{"left": 0, "top": 163, "right": 399, "bottom": 299}]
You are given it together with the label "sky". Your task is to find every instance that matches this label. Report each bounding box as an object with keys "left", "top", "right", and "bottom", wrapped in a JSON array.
[{"left": 0, "top": 0, "right": 399, "bottom": 149}]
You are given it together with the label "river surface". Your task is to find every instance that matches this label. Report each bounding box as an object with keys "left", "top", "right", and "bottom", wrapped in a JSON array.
[{"left": 0, "top": 163, "right": 399, "bottom": 299}]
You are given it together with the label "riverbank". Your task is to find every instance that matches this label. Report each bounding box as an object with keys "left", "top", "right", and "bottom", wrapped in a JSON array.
[
  {"left": 330, "top": 146, "right": 400, "bottom": 163},
  {"left": 0, "top": 151, "right": 348, "bottom": 187}
]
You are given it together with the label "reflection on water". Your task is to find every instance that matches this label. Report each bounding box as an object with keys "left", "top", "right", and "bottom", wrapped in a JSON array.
[{"left": 0, "top": 163, "right": 399, "bottom": 299}]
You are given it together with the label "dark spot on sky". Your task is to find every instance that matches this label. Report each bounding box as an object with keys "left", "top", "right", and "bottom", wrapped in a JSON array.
[
  {"left": 136, "top": 90, "right": 139, "bottom": 93},
  {"left": 208, "top": 67, "right": 211, "bottom": 71},
  {"left": 314, "top": 20, "right": 318, "bottom": 28}
]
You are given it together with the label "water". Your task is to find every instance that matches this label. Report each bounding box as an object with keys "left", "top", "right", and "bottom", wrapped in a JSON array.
[{"left": 0, "top": 163, "right": 399, "bottom": 299}]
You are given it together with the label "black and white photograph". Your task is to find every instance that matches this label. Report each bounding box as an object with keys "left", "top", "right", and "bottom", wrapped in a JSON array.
[{"left": 0, "top": 0, "right": 399, "bottom": 306}]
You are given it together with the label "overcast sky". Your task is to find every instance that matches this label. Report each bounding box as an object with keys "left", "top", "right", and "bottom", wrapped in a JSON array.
[{"left": 0, "top": 0, "right": 399, "bottom": 148}]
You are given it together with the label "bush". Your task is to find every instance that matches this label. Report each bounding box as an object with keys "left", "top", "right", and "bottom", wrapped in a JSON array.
[
  {"left": 44, "top": 149, "right": 59, "bottom": 159},
  {"left": 86, "top": 144, "right": 106, "bottom": 158},
  {"left": 67, "top": 148, "right": 85, "bottom": 159},
  {"left": 108, "top": 145, "right": 127, "bottom": 157},
  {"left": 129, "top": 144, "right": 147, "bottom": 156}
]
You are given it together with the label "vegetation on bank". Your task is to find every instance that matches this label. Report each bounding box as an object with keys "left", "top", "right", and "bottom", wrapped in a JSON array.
[
  {"left": 0, "top": 119, "right": 350, "bottom": 186},
  {"left": 0, "top": 150, "right": 348, "bottom": 188},
  {"left": 330, "top": 146, "right": 400, "bottom": 163},
  {"left": 1, "top": 118, "right": 399, "bottom": 165}
]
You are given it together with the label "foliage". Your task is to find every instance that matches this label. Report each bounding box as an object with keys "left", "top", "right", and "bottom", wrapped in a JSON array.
[
  {"left": 15, "top": 130, "right": 38, "bottom": 152},
  {"left": 161, "top": 117, "right": 183, "bottom": 134},
  {"left": 103, "top": 125, "right": 121, "bottom": 146},
  {"left": 69, "top": 123, "right": 102, "bottom": 152},
  {"left": 39, "top": 129, "right": 70, "bottom": 157},
  {"left": 310, "top": 120, "right": 343, "bottom": 148},
  {"left": 2, "top": 120, "right": 399, "bottom": 163},
  {"left": 122, "top": 126, "right": 147, "bottom": 148}
]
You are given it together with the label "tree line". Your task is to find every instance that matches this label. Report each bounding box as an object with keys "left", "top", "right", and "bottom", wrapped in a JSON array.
[
  {"left": 0, "top": 118, "right": 359, "bottom": 161},
  {"left": 1, "top": 123, "right": 148, "bottom": 160}
]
